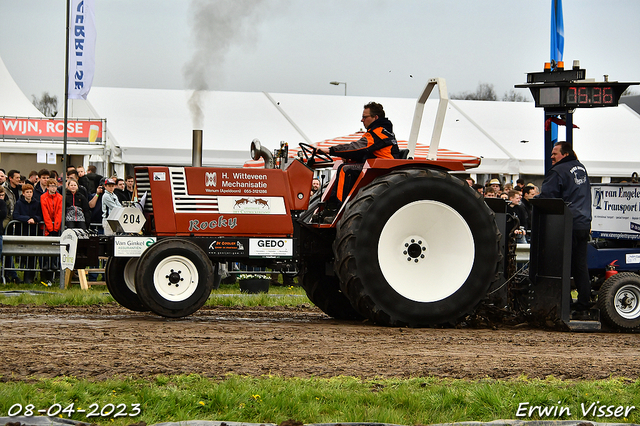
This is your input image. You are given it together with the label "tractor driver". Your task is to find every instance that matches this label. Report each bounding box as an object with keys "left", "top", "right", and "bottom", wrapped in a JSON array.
[{"left": 319, "top": 102, "right": 400, "bottom": 215}]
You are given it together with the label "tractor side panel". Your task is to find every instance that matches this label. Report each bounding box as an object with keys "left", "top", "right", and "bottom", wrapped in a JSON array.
[
  {"left": 284, "top": 159, "right": 314, "bottom": 211},
  {"left": 145, "top": 166, "right": 177, "bottom": 235},
  {"left": 146, "top": 166, "right": 297, "bottom": 237}
]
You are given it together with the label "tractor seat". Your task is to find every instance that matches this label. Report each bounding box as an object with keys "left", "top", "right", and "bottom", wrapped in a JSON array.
[{"left": 398, "top": 149, "right": 411, "bottom": 159}]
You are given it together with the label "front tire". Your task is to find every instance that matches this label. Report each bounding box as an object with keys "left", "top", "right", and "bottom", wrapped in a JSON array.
[
  {"left": 597, "top": 272, "right": 640, "bottom": 330},
  {"left": 300, "top": 258, "right": 363, "bottom": 320},
  {"left": 135, "top": 238, "right": 215, "bottom": 318},
  {"left": 105, "top": 256, "right": 149, "bottom": 312},
  {"left": 334, "top": 168, "right": 500, "bottom": 327}
]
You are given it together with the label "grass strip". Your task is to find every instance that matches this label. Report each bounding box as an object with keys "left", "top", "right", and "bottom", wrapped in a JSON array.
[
  {"left": 0, "top": 283, "right": 310, "bottom": 307},
  {"left": 0, "top": 375, "right": 638, "bottom": 426}
]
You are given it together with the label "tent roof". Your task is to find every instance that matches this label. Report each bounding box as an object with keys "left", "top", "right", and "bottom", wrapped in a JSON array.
[
  {"left": 0, "top": 55, "right": 106, "bottom": 156},
  {"left": 0, "top": 56, "right": 44, "bottom": 117},
  {"left": 3, "top": 49, "right": 639, "bottom": 177},
  {"left": 80, "top": 86, "right": 640, "bottom": 177},
  {"left": 620, "top": 95, "right": 640, "bottom": 115},
  {"left": 72, "top": 88, "right": 312, "bottom": 167}
]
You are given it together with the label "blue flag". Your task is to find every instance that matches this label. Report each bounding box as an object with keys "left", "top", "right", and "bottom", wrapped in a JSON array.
[
  {"left": 68, "top": 0, "right": 96, "bottom": 100},
  {"left": 550, "top": 0, "right": 564, "bottom": 64}
]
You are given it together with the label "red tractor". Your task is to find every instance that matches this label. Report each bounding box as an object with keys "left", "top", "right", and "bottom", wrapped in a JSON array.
[
  {"left": 99, "top": 80, "right": 500, "bottom": 327},
  {"left": 100, "top": 137, "right": 499, "bottom": 327}
]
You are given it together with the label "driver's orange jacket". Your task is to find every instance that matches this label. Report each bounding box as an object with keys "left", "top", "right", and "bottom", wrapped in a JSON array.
[{"left": 329, "top": 119, "right": 400, "bottom": 163}]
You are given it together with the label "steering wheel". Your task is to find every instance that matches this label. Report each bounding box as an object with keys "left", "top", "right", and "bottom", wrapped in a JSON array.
[{"left": 299, "top": 142, "right": 334, "bottom": 167}]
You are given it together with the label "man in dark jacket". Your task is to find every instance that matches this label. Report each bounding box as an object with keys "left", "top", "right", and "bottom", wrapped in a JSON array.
[
  {"left": 34, "top": 169, "right": 50, "bottom": 201},
  {"left": 506, "top": 189, "right": 528, "bottom": 243},
  {"left": 538, "top": 141, "right": 592, "bottom": 316},
  {"left": 85, "top": 165, "right": 103, "bottom": 195},
  {"left": 13, "top": 184, "right": 43, "bottom": 283},
  {"left": 520, "top": 185, "right": 537, "bottom": 233},
  {"left": 321, "top": 102, "right": 400, "bottom": 208},
  {"left": 114, "top": 178, "right": 130, "bottom": 203},
  {"left": 77, "top": 166, "right": 94, "bottom": 194}
]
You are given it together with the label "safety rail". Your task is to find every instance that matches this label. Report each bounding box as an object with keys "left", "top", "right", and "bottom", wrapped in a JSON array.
[
  {"left": 1, "top": 220, "right": 103, "bottom": 284},
  {"left": 1, "top": 235, "right": 61, "bottom": 284},
  {"left": 2, "top": 235, "right": 61, "bottom": 256}
]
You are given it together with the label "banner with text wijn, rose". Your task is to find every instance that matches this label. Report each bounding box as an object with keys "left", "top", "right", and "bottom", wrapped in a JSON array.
[{"left": 1, "top": 118, "right": 103, "bottom": 143}]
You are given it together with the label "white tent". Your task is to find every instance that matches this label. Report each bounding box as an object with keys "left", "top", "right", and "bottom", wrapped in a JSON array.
[
  {"left": 3, "top": 49, "right": 639, "bottom": 178},
  {"left": 0, "top": 56, "right": 44, "bottom": 117},
  {"left": 72, "top": 86, "right": 640, "bottom": 178},
  {"left": 1, "top": 56, "right": 106, "bottom": 158}
]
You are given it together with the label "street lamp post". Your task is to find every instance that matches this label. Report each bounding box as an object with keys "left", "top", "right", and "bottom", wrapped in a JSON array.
[{"left": 329, "top": 81, "right": 347, "bottom": 96}]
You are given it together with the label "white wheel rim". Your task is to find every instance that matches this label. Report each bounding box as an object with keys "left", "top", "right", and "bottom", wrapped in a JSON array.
[
  {"left": 614, "top": 284, "right": 640, "bottom": 320},
  {"left": 378, "top": 200, "right": 475, "bottom": 303},
  {"left": 152, "top": 255, "right": 200, "bottom": 302},
  {"left": 123, "top": 258, "right": 139, "bottom": 294}
]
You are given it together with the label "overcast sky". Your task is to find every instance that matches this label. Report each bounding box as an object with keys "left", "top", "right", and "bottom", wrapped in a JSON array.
[{"left": 1, "top": 0, "right": 639, "bottom": 106}]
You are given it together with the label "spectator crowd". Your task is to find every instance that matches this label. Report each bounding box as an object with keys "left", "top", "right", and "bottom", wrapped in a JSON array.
[
  {"left": 0, "top": 166, "right": 137, "bottom": 284},
  {"left": 465, "top": 176, "right": 539, "bottom": 243}
]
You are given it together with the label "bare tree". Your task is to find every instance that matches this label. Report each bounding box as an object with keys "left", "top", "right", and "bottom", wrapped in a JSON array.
[
  {"left": 32, "top": 92, "right": 58, "bottom": 117},
  {"left": 502, "top": 89, "right": 531, "bottom": 102},
  {"left": 451, "top": 83, "right": 497, "bottom": 101}
]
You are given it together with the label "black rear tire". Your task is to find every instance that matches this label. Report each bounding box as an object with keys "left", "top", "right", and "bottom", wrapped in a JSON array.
[
  {"left": 105, "top": 256, "right": 149, "bottom": 312},
  {"left": 334, "top": 168, "right": 500, "bottom": 327},
  {"left": 135, "top": 238, "right": 215, "bottom": 318},
  {"left": 597, "top": 272, "right": 640, "bottom": 330},
  {"left": 300, "top": 258, "right": 363, "bottom": 320}
]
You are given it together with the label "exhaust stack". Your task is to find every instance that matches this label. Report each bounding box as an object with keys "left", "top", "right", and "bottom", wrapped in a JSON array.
[
  {"left": 192, "top": 129, "right": 203, "bottom": 167},
  {"left": 250, "top": 138, "right": 274, "bottom": 169}
]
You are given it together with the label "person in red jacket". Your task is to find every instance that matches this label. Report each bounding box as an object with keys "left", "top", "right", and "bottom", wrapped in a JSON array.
[
  {"left": 41, "top": 179, "right": 62, "bottom": 236},
  {"left": 40, "top": 179, "right": 62, "bottom": 283}
]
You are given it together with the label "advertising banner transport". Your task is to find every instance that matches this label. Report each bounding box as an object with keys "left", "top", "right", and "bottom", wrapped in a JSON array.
[{"left": 591, "top": 183, "right": 640, "bottom": 240}]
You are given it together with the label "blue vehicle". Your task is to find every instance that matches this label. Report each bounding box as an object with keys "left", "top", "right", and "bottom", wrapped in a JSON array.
[{"left": 587, "top": 182, "right": 640, "bottom": 330}]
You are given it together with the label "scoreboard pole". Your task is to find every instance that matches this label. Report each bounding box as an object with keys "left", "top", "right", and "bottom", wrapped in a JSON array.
[
  {"left": 543, "top": 109, "right": 573, "bottom": 174},
  {"left": 516, "top": 64, "right": 637, "bottom": 175}
]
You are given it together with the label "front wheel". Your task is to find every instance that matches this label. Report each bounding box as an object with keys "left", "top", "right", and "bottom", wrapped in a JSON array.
[
  {"left": 334, "top": 168, "right": 500, "bottom": 327},
  {"left": 597, "top": 272, "right": 640, "bottom": 330},
  {"left": 105, "top": 256, "right": 149, "bottom": 312},
  {"left": 300, "top": 258, "right": 363, "bottom": 320},
  {"left": 135, "top": 238, "right": 215, "bottom": 318}
]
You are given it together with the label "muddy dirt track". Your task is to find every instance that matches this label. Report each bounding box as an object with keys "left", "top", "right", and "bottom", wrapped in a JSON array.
[{"left": 0, "top": 303, "right": 639, "bottom": 382}]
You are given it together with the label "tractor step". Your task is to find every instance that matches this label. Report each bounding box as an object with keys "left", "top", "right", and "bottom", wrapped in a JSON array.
[
  {"left": 567, "top": 319, "right": 602, "bottom": 331},
  {"left": 567, "top": 308, "right": 601, "bottom": 331}
]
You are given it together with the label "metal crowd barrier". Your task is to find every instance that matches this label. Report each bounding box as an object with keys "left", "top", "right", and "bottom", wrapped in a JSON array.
[
  {"left": 1, "top": 220, "right": 60, "bottom": 284},
  {"left": 1, "top": 221, "right": 103, "bottom": 284}
]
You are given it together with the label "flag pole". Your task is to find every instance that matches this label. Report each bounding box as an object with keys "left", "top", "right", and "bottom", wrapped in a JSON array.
[
  {"left": 546, "top": 0, "right": 564, "bottom": 174},
  {"left": 60, "top": 0, "right": 70, "bottom": 288}
]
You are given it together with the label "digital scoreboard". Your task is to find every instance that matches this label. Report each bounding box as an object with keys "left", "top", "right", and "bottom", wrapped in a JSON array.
[
  {"left": 530, "top": 83, "right": 630, "bottom": 108},
  {"left": 515, "top": 65, "right": 638, "bottom": 109}
]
